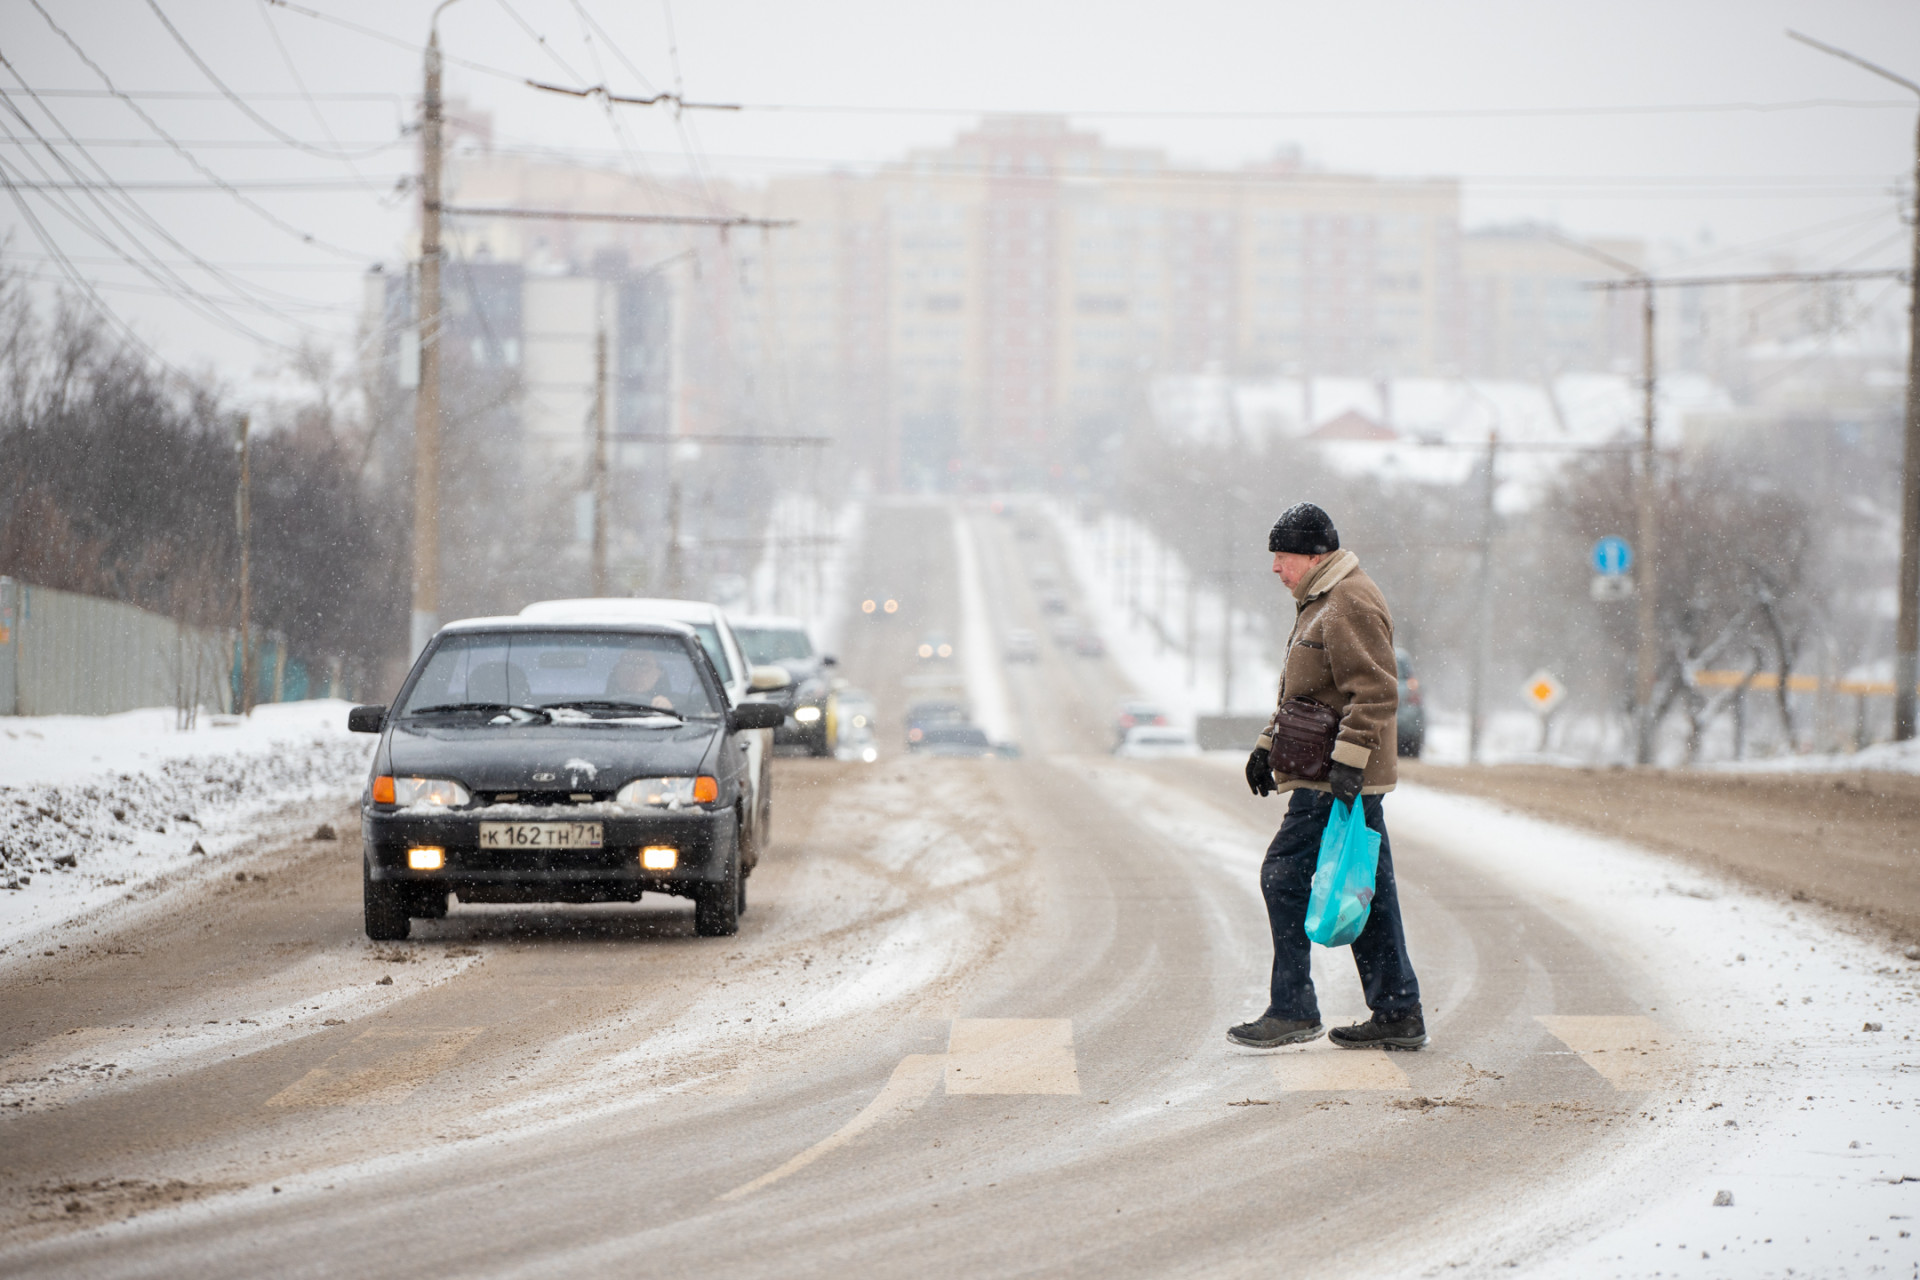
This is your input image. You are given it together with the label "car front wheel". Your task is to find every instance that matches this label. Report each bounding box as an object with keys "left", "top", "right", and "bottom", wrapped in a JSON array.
[
  {"left": 694, "top": 838, "right": 742, "bottom": 937},
  {"left": 364, "top": 860, "right": 411, "bottom": 941}
]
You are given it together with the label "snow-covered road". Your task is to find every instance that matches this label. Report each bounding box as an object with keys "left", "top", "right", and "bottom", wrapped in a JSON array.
[{"left": 0, "top": 502, "right": 1915, "bottom": 1279}]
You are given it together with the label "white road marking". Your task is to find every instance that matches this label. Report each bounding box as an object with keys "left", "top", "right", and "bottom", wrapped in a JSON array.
[
  {"left": 1534, "top": 1016, "right": 1668, "bottom": 1088},
  {"left": 718, "top": 1053, "right": 946, "bottom": 1201},
  {"left": 946, "top": 1018, "right": 1080, "bottom": 1095},
  {"left": 266, "top": 1027, "right": 483, "bottom": 1107}
]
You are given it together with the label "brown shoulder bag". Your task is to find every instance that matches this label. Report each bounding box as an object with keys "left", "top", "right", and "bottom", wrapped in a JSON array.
[{"left": 1266, "top": 697, "right": 1340, "bottom": 782}]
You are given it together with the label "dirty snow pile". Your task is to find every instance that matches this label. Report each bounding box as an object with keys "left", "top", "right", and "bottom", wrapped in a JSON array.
[{"left": 0, "top": 701, "right": 371, "bottom": 948}]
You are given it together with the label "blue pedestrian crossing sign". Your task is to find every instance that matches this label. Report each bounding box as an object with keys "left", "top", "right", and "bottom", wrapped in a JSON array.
[{"left": 1591, "top": 537, "right": 1633, "bottom": 576}]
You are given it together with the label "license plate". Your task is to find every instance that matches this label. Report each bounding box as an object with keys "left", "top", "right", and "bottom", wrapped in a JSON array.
[{"left": 479, "top": 822, "right": 604, "bottom": 850}]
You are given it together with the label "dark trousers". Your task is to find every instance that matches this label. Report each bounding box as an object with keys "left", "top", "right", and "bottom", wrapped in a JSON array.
[{"left": 1260, "top": 789, "right": 1421, "bottom": 1022}]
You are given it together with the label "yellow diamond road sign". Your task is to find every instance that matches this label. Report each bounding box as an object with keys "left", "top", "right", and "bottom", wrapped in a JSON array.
[{"left": 1523, "top": 670, "right": 1565, "bottom": 713}]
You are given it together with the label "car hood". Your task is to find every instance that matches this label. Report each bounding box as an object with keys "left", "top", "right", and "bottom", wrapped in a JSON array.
[{"left": 387, "top": 721, "right": 719, "bottom": 790}]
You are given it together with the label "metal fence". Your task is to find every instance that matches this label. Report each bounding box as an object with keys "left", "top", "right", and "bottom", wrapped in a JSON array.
[{"left": 0, "top": 577, "right": 236, "bottom": 717}]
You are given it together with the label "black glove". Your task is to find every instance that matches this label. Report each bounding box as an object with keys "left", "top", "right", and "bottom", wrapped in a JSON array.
[
  {"left": 1327, "top": 761, "right": 1364, "bottom": 805},
  {"left": 1245, "top": 746, "right": 1274, "bottom": 797}
]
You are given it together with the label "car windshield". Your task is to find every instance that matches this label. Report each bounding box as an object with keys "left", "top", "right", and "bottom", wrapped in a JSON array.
[
  {"left": 400, "top": 631, "right": 721, "bottom": 720},
  {"left": 735, "top": 626, "right": 814, "bottom": 664}
]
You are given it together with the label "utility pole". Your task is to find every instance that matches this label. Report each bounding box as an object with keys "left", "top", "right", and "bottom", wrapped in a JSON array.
[
  {"left": 1557, "top": 232, "right": 1662, "bottom": 761},
  {"left": 1633, "top": 279, "right": 1660, "bottom": 763},
  {"left": 410, "top": 1, "right": 461, "bottom": 659},
  {"left": 235, "top": 413, "right": 253, "bottom": 716},
  {"left": 1788, "top": 30, "right": 1920, "bottom": 740},
  {"left": 590, "top": 325, "right": 610, "bottom": 596},
  {"left": 1469, "top": 429, "right": 1498, "bottom": 765}
]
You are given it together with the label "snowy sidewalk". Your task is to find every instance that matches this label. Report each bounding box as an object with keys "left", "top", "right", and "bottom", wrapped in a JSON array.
[{"left": 0, "top": 701, "right": 372, "bottom": 952}]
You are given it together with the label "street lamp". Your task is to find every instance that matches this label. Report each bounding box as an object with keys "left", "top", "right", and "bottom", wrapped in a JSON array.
[{"left": 1788, "top": 30, "right": 1920, "bottom": 740}]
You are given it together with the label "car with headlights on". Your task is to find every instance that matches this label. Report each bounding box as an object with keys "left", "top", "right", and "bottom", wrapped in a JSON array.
[
  {"left": 731, "top": 614, "right": 837, "bottom": 757},
  {"left": 348, "top": 618, "right": 784, "bottom": 941}
]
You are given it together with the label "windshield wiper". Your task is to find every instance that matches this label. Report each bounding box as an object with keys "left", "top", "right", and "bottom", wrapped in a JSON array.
[
  {"left": 544, "top": 700, "right": 686, "bottom": 722},
  {"left": 406, "top": 702, "right": 552, "bottom": 722}
]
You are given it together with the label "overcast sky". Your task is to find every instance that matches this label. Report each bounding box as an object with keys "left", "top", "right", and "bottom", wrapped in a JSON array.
[{"left": 2, "top": 0, "right": 1914, "bottom": 389}]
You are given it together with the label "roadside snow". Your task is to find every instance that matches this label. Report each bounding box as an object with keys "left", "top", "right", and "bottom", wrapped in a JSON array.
[
  {"left": 1707, "top": 736, "right": 1920, "bottom": 776},
  {"left": 955, "top": 509, "right": 1015, "bottom": 745},
  {"left": 0, "top": 700, "right": 371, "bottom": 952}
]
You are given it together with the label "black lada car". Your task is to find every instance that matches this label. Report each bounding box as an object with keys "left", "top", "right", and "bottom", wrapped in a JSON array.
[{"left": 348, "top": 618, "right": 784, "bottom": 941}]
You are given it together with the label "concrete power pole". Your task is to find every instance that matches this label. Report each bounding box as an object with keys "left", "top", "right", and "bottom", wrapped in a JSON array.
[
  {"left": 1469, "top": 429, "right": 1498, "bottom": 765},
  {"left": 590, "top": 325, "right": 610, "bottom": 596},
  {"left": 410, "top": 5, "right": 459, "bottom": 658},
  {"left": 236, "top": 413, "right": 253, "bottom": 715},
  {"left": 1633, "top": 282, "right": 1661, "bottom": 763},
  {"left": 1787, "top": 30, "right": 1920, "bottom": 738}
]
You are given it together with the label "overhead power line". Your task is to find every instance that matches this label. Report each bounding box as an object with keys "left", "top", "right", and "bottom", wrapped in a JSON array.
[
  {"left": 26, "top": 0, "right": 375, "bottom": 259},
  {"left": 141, "top": 0, "right": 400, "bottom": 161},
  {"left": 439, "top": 203, "right": 792, "bottom": 228},
  {"left": 8, "top": 87, "right": 1915, "bottom": 119},
  {"left": 528, "top": 79, "right": 740, "bottom": 112},
  {"left": 1586, "top": 267, "right": 1910, "bottom": 290}
]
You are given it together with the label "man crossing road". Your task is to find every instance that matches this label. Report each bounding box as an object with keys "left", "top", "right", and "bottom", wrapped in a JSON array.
[{"left": 1230, "top": 503, "right": 1426, "bottom": 1052}]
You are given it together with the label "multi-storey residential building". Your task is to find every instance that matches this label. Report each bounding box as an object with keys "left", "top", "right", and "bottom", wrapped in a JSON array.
[{"left": 379, "top": 112, "right": 1644, "bottom": 493}]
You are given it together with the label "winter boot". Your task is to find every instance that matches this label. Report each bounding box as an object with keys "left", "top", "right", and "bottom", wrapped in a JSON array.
[
  {"left": 1226, "top": 1015, "right": 1325, "bottom": 1050},
  {"left": 1329, "top": 1009, "right": 1427, "bottom": 1051}
]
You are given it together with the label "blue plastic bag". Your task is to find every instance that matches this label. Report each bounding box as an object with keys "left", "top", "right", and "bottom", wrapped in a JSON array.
[{"left": 1305, "top": 797, "right": 1382, "bottom": 947}]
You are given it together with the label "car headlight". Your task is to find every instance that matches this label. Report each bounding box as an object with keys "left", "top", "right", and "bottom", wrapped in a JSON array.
[
  {"left": 376, "top": 776, "right": 470, "bottom": 807},
  {"left": 616, "top": 776, "right": 719, "bottom": 808},
  {"left": 794, "top": 705, "right": 822, "bottom": 723}
]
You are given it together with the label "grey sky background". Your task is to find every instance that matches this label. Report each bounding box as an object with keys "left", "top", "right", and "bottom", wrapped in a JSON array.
[{"left": 2, "top": 0, "right": 1915, "bottom": 387}]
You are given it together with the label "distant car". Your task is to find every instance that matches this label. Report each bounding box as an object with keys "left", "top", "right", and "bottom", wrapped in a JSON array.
[
  {"left": 912, "top": 723, "right": 996, "bottom": 757},
  {"left": 1039, "top": 593, "right": 1069, "bottom": 615},
  {"left": 834, "top": 689, "right": 879, "bottom": 763},
  {"left": 1004, "top": 629, "right": 1039, "bottom": 663},
  {"left": 1050, "top": 617, "right": 1082, "bottom": 645},
  {"left": 1396, "top": 648, "right": 1424, "bottom": 758},
  {"left": 905, "top": 698, "right": 969, "bottom": 747},
  {"left": 732, "top": 614, "right": 837, "bottom": 757},
  {"left": 1074, "top": 631, "right": 1106, "bottom": 658},
  {"left": 1113, "top": 700, "right": 1169, "bottom": 745},
  {"left": 916, "top": 633, "right": 954, "bottom": 662},
  {"left": 1114, "top": 726, "right": 1200, "bottom": 759}
]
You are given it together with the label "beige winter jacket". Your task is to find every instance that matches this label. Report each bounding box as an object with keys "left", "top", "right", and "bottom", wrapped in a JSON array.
[{"left": 1256, "top": 549, "right": 1400, "bottom": 794}]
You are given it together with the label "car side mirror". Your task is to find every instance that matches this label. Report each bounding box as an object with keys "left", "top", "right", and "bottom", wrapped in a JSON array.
[
  {"left": 820, "top": 654, "right": 838, "bottom": 667},
  {"left": 729, "top": 702, "right": 786, "bottom": 732},
  {"left": 749, "top": 664, "right": 793, "bottom": 692},
  {"left": 347, "top": 705, "right": 387, "bottom": 733}
]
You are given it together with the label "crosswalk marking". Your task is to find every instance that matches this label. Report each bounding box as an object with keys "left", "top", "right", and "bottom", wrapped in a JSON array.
[
  {"left": 946, "top": 1018, "right": 1080, "bottom": 1095},
  {"left": 1534, "top": 1015, "right": 1666, "bottom": 1088},
  {"left": 266, "top": 1026, "right": 482, "bottom": 1107}
]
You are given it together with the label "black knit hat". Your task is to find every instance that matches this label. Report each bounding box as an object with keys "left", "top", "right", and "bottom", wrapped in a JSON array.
[{"left": 1268, "top": 503, "right": 1340, "bottom": 555}]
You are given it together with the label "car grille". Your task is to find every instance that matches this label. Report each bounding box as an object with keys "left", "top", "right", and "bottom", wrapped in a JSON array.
[{"left": 477, "top": 790, "right": 613, "bottom": 807}]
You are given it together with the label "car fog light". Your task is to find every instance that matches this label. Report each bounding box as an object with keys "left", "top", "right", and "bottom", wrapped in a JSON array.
[
  {"left": 917, "top": 644, "right": 933, "bottom": 658},
  {"left": 861, "top": 746, "right": 879, "bottom": 763},
  {"left": 794, "top": 705, "right": 822, "bottom": 723},
  {"left": 641, "top": 846, "right": 678, "bottom": 871},
  {"left": 408, "top": 846, "right": 445, "bottom": 870}
]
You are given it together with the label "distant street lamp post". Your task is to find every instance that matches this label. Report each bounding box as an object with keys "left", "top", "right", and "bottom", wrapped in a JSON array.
[{"left": 1787, "top": 30, "right": 1920, "bottom": 739}]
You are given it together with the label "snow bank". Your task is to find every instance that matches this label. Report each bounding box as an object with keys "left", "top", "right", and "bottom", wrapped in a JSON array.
[
  {"left": 1706, "top": 735, "right": 1920, "bottom": 776},
  {"left": 0, "top": 700, "right": 372, "bottom": 950}
]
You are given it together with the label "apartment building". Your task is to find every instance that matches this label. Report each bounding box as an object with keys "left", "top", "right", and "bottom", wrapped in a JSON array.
[{"left": 378, "top": 113, "right": 1644, "bottom": 491}]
